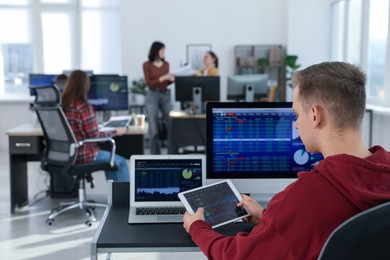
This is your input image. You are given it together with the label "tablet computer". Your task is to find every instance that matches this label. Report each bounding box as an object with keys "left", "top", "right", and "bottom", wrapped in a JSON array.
[
  {"left": 178, "top": 179, "right": 250, "bottom": 228},
  {"left": 100, "top": 115, "right": 131, "bottom": 131}
]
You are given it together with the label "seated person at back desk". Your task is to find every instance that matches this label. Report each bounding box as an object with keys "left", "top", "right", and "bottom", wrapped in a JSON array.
[
  {"left": 193, "top": 51, "right": 219, "bottom": 76},
  {"left": 183, "top": 61, "right": 390, "bottom": 259},
  {"left": 54, "top": 73, "right": 68, "bottom": 92},
  {"left": 182, "top": 51, "right": 219, "bottom": 112},
  {"left": 61, "top": 70, "right": 130, "bottom": 182}
]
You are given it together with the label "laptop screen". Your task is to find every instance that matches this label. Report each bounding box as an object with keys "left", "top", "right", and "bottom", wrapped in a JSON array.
[{"left": 134, "top": 159, "right": 203, "bottom": 202}]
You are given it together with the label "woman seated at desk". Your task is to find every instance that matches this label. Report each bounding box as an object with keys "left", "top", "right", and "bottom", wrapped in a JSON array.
[
  {"left": 194, "top": 51, "right": 219, "bottom": 76},
  {"left": 61, "top": 70, "right": 130, "bottom": 182}
]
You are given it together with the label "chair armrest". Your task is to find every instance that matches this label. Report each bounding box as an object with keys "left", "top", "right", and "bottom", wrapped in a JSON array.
[{"left": 78, "top": 137, "right": 116, "bottom": 167}]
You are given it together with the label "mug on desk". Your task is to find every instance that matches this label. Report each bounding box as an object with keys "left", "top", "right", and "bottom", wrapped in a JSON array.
[{"left": 136, "top": 114, "right": 145, "bottom": 127}]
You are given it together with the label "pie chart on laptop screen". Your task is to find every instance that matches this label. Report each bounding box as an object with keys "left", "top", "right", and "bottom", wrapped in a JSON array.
[
  {"left": 182, "top": 169, "right": 193, "bottom": 179},
  {"left": 294, "top": 149, "right": 309, "bottom": 165}
]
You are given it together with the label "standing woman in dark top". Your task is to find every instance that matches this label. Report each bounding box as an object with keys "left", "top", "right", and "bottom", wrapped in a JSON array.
[{"left": 143, "top": 41, "right": 175, "bottom": 154}]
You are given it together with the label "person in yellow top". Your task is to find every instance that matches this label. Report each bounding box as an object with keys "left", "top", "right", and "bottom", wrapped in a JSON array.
[{"left": 194, "top": 51, "right": 219, "bottom": 76}]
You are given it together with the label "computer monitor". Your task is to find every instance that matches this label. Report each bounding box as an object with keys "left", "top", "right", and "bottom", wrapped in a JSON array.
[
  {"left": 88, "top": 75, "right": 129, "bottom": 111},
  {"left": 29, "top": 73, "right": 58, "bottom": 95},
  {"left": 206, "top": 102, "right": 324, "bottom": 197},
  {"left": 62, "top": 70, "right": 93, "bottom": 77},
  {"left": 227, "top": 74, "right": 269, "bottom": 102},
  {"left": 175, "top": 76, "right": 220, "bottom": 114}
]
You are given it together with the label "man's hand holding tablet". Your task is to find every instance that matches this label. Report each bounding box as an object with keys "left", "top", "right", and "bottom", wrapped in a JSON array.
[{"left": 179, "top": 179, "right": 251, "bottom": 231}]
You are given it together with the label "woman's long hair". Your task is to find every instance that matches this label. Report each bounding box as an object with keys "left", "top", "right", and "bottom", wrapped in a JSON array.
[
  {"left": 61, "top": 70, "right": 90, "bottom": 110},
  {"left": 208, "top": 51, "right": 219, "bottom": 68},
  {"left": 148, "top": 41, "right": 165, "bottom": 62}
]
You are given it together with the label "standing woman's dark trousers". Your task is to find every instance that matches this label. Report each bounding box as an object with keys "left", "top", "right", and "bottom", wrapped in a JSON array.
[{"left": 144, "top": 88, "right": 173, "bottom": 154}]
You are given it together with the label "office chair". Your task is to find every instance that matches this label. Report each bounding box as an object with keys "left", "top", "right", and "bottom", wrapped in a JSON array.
[
  {"left": 31, "top": 85, "right": 117, "bottom": 227},
  {"left": 318, "top": 200, "right": 390, "bottom": 260}
]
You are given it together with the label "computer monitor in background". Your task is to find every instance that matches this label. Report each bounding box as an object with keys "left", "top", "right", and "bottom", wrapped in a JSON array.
[
  {"left": 227, "top": 74, "right": 268, "bottom": 102},
  {"left": 88, "top": 75, "right": 129, "bottom": 111},
  {"left": 29, "top": 73, "right": 58, "bottom": 95},
  {"left": 175, "top": 76, "right": 220, "bottom": 114},
  {"left": 206, "top": 102, "right": 323, "bottom": 199},
  {"left": 62, "top": 70, "right": 93, "bottom": 77}
]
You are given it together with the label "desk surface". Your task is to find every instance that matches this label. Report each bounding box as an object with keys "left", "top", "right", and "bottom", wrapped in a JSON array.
[
  {"left": 94, "top": 205, "right": 253, "bottom": 252},
  {"left": 91, "top": 182, "right": 254, "bottom": 259},
  {"left": 6, "top": 123, "right": 148, "bottom": 136},
  {"left": 170, "top": 110, "right": 206, "bottom": 119}
]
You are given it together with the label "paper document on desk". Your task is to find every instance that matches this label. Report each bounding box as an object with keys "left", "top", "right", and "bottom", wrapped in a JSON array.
[{"left": 171, "top": 64, "right": 196, "bottom": 76}]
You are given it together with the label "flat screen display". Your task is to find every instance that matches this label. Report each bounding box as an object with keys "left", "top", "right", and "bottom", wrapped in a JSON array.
[
  {"left": 206, "top": 102, "right": 324, "bottom": 179},
  {"left": 29, "top": 74, "right": 57, "bottom": 95},
  {"left": 88, "top": 75, "right": 129, "bottom": 111},
  {"left": 175, "top": 76, "right": 220, "bottom": 102},
  {"left": 134, "top": 159, "right": 203, "bottom": 202}
]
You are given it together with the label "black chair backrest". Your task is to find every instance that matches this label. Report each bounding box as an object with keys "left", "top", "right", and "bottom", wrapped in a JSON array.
[
  {"left": 31, "top": 86, "right": 78, "bottom": 175},
  {"left": 318, "top": 201, "right": 390, "bottom": 260}
]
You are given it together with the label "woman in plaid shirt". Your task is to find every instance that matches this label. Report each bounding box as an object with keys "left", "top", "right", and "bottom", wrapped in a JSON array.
[{"left": 61, "top": 70, "right": 130, "bottom": 181}]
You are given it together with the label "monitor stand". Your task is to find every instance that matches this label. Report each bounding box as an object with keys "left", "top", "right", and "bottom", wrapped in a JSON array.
[
  {"left": 192, "top": 87, "right": 202, "bottom": 114},
  {"left": 245, "top": 84, "right": 255, "bottom": 102}
]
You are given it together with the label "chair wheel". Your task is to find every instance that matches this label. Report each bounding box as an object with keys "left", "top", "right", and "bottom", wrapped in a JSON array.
[
  {"left": 85, "top": 220, "right": 92, "bottom": 227},
  {"left": 46, "top": 219, "right": 54, "bottom": 226}
]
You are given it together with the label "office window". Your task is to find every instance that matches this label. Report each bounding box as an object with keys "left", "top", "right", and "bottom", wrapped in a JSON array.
[
  {"left": 331, "top": 0, "right": 390, "bottom": 107},
  {"left": 346, "top": 0, "right": 363, "bottom": 64},
  {"left": 0, "top": 0, "right": 27, "bottom": 4},
  {"left": 0, "top": 7, "right": 31, "bottom": 95},
  {"left": 80, "top": 0, "right": 120, "bottom": 73},
  {"left": 81, "top": 0, "right": 117, "bottom": 7},
  {"left": 41, "top": 12, "right": 72, "bottom": 73},
  {"left": 366, "top": 0, "right": 388, "bottom": 100},
  {"left": 331, "top": 1, "right": 346, "bottom": 61},
  {"left": 0, "top": 0, "right": 121, "bottom": 97},
  {"left": 40, "top": 0, "right": 70, "bottom": 3}
]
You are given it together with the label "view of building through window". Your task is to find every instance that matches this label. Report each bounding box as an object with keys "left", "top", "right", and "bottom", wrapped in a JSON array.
[
  {"left": 331, "top": 0, "right": 390, "bottom": 106},
  {"left": 0, "top": 0, "right": 120, "bottom": 96}
]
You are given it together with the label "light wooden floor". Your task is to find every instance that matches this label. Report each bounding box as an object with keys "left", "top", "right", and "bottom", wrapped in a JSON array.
[{"left": 0, "top": 150, "right": 205, "bottom": 260}]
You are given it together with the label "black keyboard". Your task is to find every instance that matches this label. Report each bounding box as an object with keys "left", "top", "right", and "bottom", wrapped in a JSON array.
[{"left": 136, "top": 207, "right": 186, "bottom": 215}]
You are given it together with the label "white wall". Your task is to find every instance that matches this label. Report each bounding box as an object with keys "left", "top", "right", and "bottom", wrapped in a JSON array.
[
  {"left": 120, "top": 0, "right": 288, "bottom": 102},
  {"left": 285, "top": 0, "right": 332, "bottom": 100},
  {"left": 1, "top": 0, "right": 390, "bottom": 151},
  {"left": 287, "top": 0, "right": 332, "bottom": 68}
]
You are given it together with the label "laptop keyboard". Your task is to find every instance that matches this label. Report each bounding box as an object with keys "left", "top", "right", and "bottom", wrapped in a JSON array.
[{"left": 136, "top": 207, "right": 186, "bottom": 215}]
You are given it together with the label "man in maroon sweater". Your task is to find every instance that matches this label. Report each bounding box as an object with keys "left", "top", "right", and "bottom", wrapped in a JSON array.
[{"left": 183, "top": 62, "right": 390, "bottom": 259}]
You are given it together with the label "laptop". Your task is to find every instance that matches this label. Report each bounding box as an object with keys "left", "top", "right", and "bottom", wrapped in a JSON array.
[
  {"left": 100, "top": 115, "right": 132, "bottom": 131},
  {"left": 128, "top": 154, "right": 206, "bottom": 224}
]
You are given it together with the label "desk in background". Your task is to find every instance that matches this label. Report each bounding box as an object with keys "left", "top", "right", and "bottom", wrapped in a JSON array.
[
  {"left": 6, "top": 124, "right": 147, "bottom": 214},
  {"left": 170, "top": 111, "right": 206, "bottom": 153},
  {"left": 91, "top": 181, "right": 253, "bottom": 260}
]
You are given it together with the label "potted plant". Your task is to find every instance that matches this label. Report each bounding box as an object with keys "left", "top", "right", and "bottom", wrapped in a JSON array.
[
  {"left": 130, "top": 78, "right": 147, "bottom": 104},
  {"left": 257, "top": 58, "right": 268, "bottom": 74},
  {"left": 285, "top": 55, "right": 301, "bottom": 88}
]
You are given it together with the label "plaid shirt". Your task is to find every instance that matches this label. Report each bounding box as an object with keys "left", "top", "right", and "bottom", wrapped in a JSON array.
[{"left": 64, "top": 101, "right": 115, "bottom": 164}]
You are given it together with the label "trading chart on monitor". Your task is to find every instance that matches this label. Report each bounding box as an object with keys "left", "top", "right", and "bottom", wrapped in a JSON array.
[{"left": 211, "top": 107, "right": 323, "bottom": 177}]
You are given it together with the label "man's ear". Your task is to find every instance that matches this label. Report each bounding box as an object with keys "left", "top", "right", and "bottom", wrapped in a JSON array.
[{"left": 311, "top": 105, "right": 323, "bottom": 128}]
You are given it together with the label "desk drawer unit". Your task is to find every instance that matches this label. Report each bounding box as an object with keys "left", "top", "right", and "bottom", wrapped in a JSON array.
[{"left": 9, "top": 136, "right": 42, "bottom": 154}]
